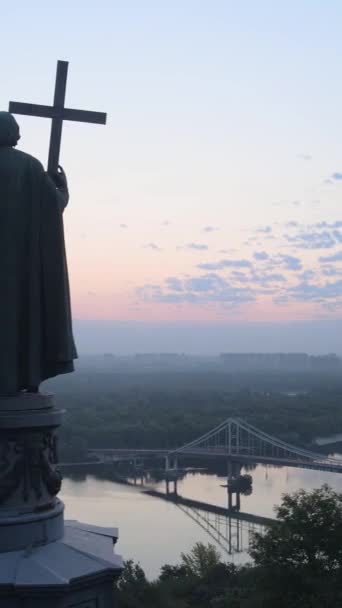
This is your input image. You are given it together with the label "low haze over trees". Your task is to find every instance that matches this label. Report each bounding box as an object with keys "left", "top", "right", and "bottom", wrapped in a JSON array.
[{"left": 47, "top": 366, "right": 342, "bottom": 461}]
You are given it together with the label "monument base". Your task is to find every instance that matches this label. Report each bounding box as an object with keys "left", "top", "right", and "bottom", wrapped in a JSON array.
[
  {"left": 0, "top": 393, "right": 123, "bottom": 607},
  {"left": 0, "top": 520, "right": 123, "bottom": 607}
]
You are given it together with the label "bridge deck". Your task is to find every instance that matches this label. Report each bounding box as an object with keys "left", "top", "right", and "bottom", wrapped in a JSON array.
[{"left": 89, "top": 448, "right": 342, "bottom": 473}]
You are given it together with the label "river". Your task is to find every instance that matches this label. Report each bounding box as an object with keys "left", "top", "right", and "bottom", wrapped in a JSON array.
[{"left": 60, "top": 463, "right": 342, "bottom": 579}]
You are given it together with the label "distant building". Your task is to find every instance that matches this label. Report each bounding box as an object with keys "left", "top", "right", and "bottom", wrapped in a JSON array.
[
  {"left": 219, "top": 352, "right": 341, "bottom": 372},
  {"left": 133, "top": 353, "right": 187, "bottom": 369},
  {"left": 309, "top": 354, "right": 341, "bottom": 371},
  {"left": 135, "top": 353, "right": 186, "bottom": 361}
]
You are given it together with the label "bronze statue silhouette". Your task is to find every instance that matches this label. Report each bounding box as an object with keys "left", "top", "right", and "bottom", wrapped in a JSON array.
[
  {"left": 0, "top": 112, "right": 77, "bottom": 396},
  {"left": 2, "top": 61, "right": 106, "bottom": 397}
]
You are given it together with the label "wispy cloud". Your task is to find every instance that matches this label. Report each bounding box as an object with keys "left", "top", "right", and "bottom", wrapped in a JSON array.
[
  {"left": 251, "top": 272, "right": 286, "bottom": 286},
  {"left": 166, "top": 277, "right": 184, "bottom": 291},
  {"left": 256, "top": 226, "right": 272, "bottom": 234},
  {"left": 314, "top": 221, "right": 342, "bottom": 229},
  {"left": 322, "top": 266, "right": 342, "bottom": 277},
  {"left": 185, "top": 274, "right": 227, "bottom": 292},
  {"left": 333, "top": 230, "right": 342, "bottom": 243},
  {"left": 298, "top": 270, "right": 316, "bottom": 281},
  {"left": 143, "top": 243, "right": 162, "bottom": 251},
  {"left": 198, "top": 259, "right": 253, "bottom": 270},
  {"left": 288, "top": 280, "right": 342, "bottom": 302},
  {"left": 202, "top": 226, "right": 219, "bottom": 233},
  {"left": 137, "top": 218, "right": 342, "bottom": 316},
  {"left": 186, "top": 243, "right": 209, "bottom": 251},
  {"left": 278, "top": 255, "right": 303, "bottom": 271},
  {"left": 231, "top": 271, "right": 250, "bottom": 283},
  {"left": 297, "top": 153, "right": 312, "bottom": 161},
  {"left": 139, "top": 273, "right": 255, "bottom": 306},
  {"left": 286, "top": 230, "right": 339, "bottom": 249},
  {"left": 253, "top": 251, "right": 269, "bottom": 261},
  {"left": 319, "top": 251, "right": 342, "bottom": 263}
]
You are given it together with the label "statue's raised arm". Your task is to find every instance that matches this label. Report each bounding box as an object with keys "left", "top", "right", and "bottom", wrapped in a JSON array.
[{"left": 48, "top": 165, "right": 69, "bottom": 210}]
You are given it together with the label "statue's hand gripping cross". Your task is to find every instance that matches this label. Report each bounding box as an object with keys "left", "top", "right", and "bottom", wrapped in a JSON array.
[{"left": 9, "top": 60, "right": 107, "bottom": 175}]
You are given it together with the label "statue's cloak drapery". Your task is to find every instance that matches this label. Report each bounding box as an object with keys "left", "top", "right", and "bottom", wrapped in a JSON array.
[{"left": 0, "top": 146, "right": 77, "bottom": 394}]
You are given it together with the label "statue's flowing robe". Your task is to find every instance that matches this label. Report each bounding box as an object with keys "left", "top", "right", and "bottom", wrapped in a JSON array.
[{"left": 0, "top": 147, "right": 77, "bottom": 395}]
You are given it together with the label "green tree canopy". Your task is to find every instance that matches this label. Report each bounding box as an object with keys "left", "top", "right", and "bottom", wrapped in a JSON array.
[
  {"left": 250, "top": 485, "right": 342, "bottom": 606},
  {"left": 251, "top": 485, "right": 342, "bottom": 573},
  {"left": 115, "top": 487, "right": 342, "bottom": 608},
  {"left": 180, "top": 542, "right": 221, "bottom": 578}
]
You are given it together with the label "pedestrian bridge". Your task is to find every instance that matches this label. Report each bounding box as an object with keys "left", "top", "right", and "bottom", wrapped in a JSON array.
[{"left": 89, "top": 417, "right": 342, "bottom": 474}]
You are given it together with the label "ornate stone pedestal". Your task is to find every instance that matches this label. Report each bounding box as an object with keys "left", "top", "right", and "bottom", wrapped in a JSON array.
[{"left": 0, "top": 393, "right": 123, "bottom": 607}]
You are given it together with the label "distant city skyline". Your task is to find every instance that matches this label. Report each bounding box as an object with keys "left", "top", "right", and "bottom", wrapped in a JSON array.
[
  {"left": 3, "top": 1, "right": 342, "bottom": 325},
  {"left": 73, "top": 319, "right": 342, "bottom": 356}
]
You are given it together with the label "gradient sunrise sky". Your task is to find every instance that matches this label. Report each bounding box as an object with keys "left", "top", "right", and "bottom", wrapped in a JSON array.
[{"left": 3, "top": 1, "right": 342, "bottom": 324}]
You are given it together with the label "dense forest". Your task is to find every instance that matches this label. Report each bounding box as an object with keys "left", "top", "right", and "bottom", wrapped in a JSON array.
[
  {"left": 44, "top": 367, "right": 342, "bottom": 461},
  {"left": 114, "top": 486, "right": 342, "bottom": 607}
]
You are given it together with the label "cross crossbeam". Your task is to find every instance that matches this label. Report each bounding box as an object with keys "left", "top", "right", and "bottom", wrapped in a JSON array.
[
  {"left": 9, "top": 60, "right": 107, "bottom": 174},
  {"left": 8, "top": 103, "right": 107, "bottom": 125}
]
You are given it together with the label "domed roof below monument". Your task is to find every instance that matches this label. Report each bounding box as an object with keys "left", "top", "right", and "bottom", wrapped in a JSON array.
[{"left": 0, "top": 521, "right": 122, "bottom": 590}]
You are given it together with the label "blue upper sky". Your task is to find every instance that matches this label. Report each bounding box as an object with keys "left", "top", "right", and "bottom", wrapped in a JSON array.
[{"left": 2, "top": 0, "right": 342, "bottom": 328}]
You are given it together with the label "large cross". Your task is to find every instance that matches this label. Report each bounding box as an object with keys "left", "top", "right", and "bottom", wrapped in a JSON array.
[{"left": 9, "top": 60, "right": 107, "bottom": 174}]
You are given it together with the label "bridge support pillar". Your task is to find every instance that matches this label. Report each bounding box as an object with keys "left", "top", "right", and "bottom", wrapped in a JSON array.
[
  {"left": 227, "top": 459, "right": 242, "bottom": 513},
  {"left": 133, "top": 456, "right": 144, "bottom": 471},
  {"left": 227, "top": 460, "right": 242, "bottom": 480},
  {"left": 165, "top": 454, "right": 179, "bottom": 472},
  {"left": 165, "top": 478, "right": 178, "bottom": 496},
  {"left": 228, "top": 490, "right": 241, "bottom": 512}
]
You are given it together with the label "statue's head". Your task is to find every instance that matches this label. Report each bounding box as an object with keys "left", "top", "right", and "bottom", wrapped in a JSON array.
[{"left": 0, "top": 112, "right": 20, "bottom": 147}]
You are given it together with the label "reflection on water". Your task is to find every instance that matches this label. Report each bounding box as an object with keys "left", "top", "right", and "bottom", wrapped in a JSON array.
[
  {"left": 176, "top": 504, "right": 263, "bottom": 558},
  {"left": 60, "top": 461, "right": 342, "bottom": 579}
]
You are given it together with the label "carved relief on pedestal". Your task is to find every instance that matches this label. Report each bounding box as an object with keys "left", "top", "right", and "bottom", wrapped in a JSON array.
[{"left": 0, "top": 432, "right": 62, "bottom": 506}]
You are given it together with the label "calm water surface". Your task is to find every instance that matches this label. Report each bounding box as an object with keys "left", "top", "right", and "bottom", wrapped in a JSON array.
[{"left": 61, "top": 464, "right": 342, "bottom": 579}]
